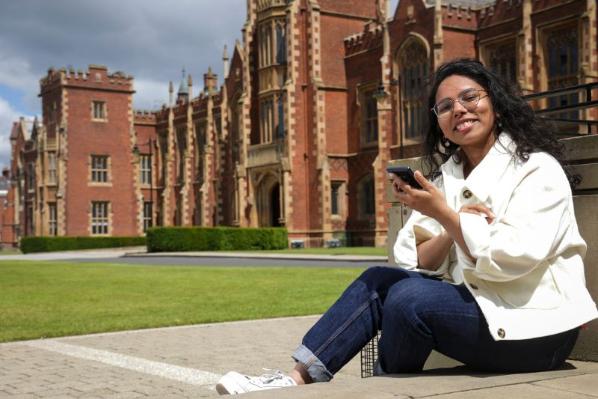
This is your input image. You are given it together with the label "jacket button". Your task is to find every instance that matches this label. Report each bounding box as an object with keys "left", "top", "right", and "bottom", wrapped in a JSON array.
[
  {"left": 470, "top": 284, "right": 478, "bottom": 290},
  {"left": 463, "top": 189, "right": 473, "bottom": 199},
  {"left": 497, "top": 328, "right": 506, "bottom": 338}
]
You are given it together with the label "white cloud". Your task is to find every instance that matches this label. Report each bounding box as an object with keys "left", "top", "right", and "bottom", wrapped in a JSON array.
[{"left": 133, "top": 78, "right": 171, "bottom": 111}]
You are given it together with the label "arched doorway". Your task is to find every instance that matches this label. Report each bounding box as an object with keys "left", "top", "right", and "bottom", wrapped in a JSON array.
[{"left": 254, "top": 172, "right": 282, "bottom": 227}]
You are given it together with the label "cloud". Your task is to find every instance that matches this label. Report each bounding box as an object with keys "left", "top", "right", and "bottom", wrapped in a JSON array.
[
  {"left": 0, "top": 0, "right": 246, "bottom": 170},
  {"left": 0, "top": 97, "right": 33, "bottom": 168},
  {"left": 133, "top": 78, "right": 171, "bottom": 111},
  {"left": 0, "top": 0, "right": 245, "bottom": 116}
]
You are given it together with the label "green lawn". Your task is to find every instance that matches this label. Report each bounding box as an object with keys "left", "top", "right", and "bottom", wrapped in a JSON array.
[{"left": 0, "top": 261, "right": 364, "bottom": 343}]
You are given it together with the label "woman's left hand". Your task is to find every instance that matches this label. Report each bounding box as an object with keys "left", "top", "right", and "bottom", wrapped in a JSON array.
[{"left": 390, "top": 170, "right": 450, "bottom": 220}]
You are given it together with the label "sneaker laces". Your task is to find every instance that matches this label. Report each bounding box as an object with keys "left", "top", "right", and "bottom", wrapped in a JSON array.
[
  {"left": 254, "top": 369, "right": 288, "bottom": 384},
  {"left": 253, "top": 368, "right": 296, "bottom": 386}
]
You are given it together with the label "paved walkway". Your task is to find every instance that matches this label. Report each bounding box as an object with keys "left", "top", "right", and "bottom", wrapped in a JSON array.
[{"left": 2, "top": 315, "right": 597, "bottom": 398}]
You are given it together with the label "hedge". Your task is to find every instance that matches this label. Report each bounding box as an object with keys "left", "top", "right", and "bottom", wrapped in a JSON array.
[
  {"left": 146, "top": 226, "right": 288, "bottom": 252},
  {"left": 20, "top": 236, "right": 146, "bottom": 254}
]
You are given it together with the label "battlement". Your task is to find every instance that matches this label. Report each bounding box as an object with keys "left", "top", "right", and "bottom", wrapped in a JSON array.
[
  {"left": 134, "top": 110, "right": 157, "bottom": 125},
  {"left": 40, "top": 65, "right": 134, "bottom": 94},
  {"left": 344, "top": 22, "right": 383, "bottom": 55},
  {"left": 478, "top": 0, "right": 520, "bottom": 23}
]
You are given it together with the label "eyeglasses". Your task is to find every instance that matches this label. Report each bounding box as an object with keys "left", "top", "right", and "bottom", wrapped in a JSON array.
[{"left": 431, "top": 89, "right": 488, "bottom": 118}]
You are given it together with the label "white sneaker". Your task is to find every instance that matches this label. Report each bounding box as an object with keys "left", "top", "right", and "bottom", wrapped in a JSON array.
[{"left": 216, "top": 370, "right": 297, "bottom": 395}]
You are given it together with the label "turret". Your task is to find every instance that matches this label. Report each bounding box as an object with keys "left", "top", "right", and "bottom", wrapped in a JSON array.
[{"left": 204, "top": 67, "right": 218, "bottom": 94}]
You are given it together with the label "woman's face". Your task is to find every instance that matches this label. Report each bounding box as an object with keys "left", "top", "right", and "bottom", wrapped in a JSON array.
[{"left": 434, "top": 74, "right": 496, "bottom": 159}]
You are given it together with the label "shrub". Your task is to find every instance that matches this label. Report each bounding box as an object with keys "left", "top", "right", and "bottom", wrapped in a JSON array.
[
  {"left": 146, "top": 227, "right": 288, "bottom": 252},
  {"left": 20, "top": 236, "right": 146, "bottom": 254}
]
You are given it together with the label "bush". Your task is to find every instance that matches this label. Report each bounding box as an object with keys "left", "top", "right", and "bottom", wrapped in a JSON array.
[
  {"left": 20, "top": 236, "right": 146, "bottom": 254},
  {"left": 146, "top": 227, "right": 288, "bottom": 252}
]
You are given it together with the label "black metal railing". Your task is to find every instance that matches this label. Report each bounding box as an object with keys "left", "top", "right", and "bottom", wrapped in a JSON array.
[{"left": 523, "top": 81, "right": 598, "bottom": 136}]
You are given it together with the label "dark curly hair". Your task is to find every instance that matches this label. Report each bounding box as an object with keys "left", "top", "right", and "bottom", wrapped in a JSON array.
[{"left": 424, "top": 58, "right": 564, "bottom": 174}]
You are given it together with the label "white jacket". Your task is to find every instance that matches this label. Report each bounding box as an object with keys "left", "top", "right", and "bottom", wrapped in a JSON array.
[{"left": 393, "top": 133, "right": 598, "bottom": 340}]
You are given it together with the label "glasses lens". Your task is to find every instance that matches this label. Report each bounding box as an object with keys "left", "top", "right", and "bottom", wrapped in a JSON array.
[
  {"left": 460, "top": 89, "right": 480, "bottom": 110},
  {"left": 435, "top": 99, "right": 453, "bottom": 116}
]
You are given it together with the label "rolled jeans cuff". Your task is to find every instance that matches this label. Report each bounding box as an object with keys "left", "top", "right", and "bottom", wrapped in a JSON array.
[{"left": 291, "top": 344, "right": 333, "bottom": 382}]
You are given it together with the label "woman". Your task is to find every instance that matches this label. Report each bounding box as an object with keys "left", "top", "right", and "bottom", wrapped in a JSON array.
[{"left": 216, "top": 59, "right": 598, "bottom": 395}]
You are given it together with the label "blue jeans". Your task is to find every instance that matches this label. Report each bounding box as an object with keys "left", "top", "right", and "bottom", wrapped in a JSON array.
[{"left": 292, "top": 266, "right": 579, "bottom": 382}]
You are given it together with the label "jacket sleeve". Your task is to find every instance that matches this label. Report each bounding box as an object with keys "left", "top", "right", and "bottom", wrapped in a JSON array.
[
  {"left": 394, "top": 209, "right": 450, "bottom": 276},
  {"left": 459, "top": 159, "right": 586, "bottom": 282}
]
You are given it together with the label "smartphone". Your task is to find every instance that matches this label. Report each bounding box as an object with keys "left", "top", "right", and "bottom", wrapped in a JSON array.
[{"left": 386, "top": 165, "right": 422, "bottom": 189}]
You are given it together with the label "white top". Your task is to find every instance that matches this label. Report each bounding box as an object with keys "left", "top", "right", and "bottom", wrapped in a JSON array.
[{"left": 393, "top": 133, "right": 598, "bottom": 340}]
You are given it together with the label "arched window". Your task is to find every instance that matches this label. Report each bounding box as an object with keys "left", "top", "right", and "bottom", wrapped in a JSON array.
[{"left": 398, "top": 38, "right": 429, "bottom": 140}]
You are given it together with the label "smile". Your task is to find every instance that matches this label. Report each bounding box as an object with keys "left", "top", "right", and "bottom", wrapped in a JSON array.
[{"left": 454, "top": 119, "right": 477, "bottom": 133}]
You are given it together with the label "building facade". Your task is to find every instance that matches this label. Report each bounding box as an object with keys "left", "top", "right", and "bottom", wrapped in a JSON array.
[{"left": 6, "top": 0, "right": 597, "bottom": 247}]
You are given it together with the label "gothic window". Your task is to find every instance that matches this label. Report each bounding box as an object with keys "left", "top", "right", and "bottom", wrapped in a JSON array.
[
  {"left": 546, "top": 25, "right": 579, "bottom": 125},
  {"left": 47, "top": 152, "right": 57, "bottom": 185},
  {"left": 276, "top": 95, "right": 285, "bottom": 139},
  {"left": 398, "top": 39, "right": 429, "bottom": 140},
  {"left": 259, "top": 24, "right": 273, "bottom": 68},
  {"left": 260, "top": 98, "right": 274, "bottom": 144},
  {"left": 331, "top": 181, "right": 344, "bottom": 217},
  {"left": 176, "top": 127, "right": 187, "bottom": 183},
  {"left": 361, "top": 90, "right": 378, "bottom": 145},
  {"left": 213, "top": 113, "right": 222, "bottom": 138},
  {"left": 27, "top": 162, "right": 35, "bottom": 190},
  {"left": 159, "top": 135, "right": 168, "bottom": 185},
  {"left": 487, "top": 41, "right": 517, "bottom": 86},
  {"left": 232, "top": 103, "right": 242, "bottom": 163},
  {"left": 357, "top": 174, "right": 375, "bottom": 219},
  {"left": 195, "top": 121, "right": 206, "bottom": 183},
  {"left": 276, "top": 22, "right": 287, "bottom": 65}
]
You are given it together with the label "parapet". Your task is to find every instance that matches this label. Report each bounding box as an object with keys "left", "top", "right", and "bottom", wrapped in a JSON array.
[
  {"left": 40, "top": 65, "right": 134, "bottom": 95},
  {"left": 344, "top": 22, "right": 383, "bottom": 56},
  {"left": 134, "top": 110, "right": 157, "bottom": 125}
]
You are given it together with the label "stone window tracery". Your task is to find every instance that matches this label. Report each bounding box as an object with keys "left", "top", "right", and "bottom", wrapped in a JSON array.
[
  {"left": 487, "top": 41, "right": 517, "bottom": 86},
  {"left": 398, "top": 39, "right": 428, "bottom": 140},
  {"left": 545, "top": 25, "right": 579, "bottom": 126}
]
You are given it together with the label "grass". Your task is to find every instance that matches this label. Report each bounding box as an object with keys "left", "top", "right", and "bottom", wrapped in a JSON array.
[{"left": 0, "top": 261, "right": 364, "bottom": 343}]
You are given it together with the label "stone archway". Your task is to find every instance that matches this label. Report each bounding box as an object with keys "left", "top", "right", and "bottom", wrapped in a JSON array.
[{"left": 255, "top": 172, "right": 281, "bottom": 227}]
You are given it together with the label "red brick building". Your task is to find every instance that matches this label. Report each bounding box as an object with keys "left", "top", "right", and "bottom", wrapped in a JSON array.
[{"left": 6, "top": 0, "right": 597, "bottom": 247}]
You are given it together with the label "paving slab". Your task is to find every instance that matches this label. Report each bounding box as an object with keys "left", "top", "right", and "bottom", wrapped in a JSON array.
[{"left": 1, "top": 315, "right": 597, "bottom": 398}]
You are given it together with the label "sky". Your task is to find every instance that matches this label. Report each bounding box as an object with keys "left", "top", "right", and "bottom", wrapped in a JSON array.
[{"left": 0, "top": 0, "right": 400, "bottom": 170}]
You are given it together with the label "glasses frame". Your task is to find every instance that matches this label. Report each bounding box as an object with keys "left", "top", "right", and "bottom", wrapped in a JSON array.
[{"left": 431, "top": 89, "right": 489, "bottom": 118}]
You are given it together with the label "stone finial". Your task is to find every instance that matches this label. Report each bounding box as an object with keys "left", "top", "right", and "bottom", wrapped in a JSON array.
[{"left": 223, "top": 44, "right": 230, "bottom": 78}]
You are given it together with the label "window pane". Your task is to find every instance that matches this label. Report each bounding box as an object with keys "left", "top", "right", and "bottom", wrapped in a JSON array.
[{"left": 399, "top": 39, "right": 428, "bottom": 139}]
